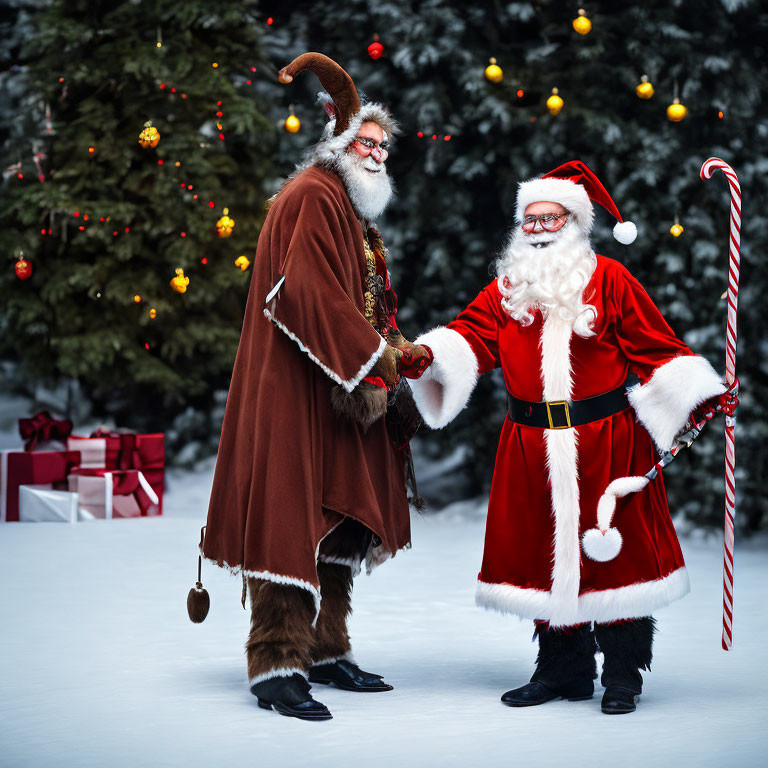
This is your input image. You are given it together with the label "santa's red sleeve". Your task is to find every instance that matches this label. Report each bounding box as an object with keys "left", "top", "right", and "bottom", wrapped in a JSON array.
[
  {"left": 613, "top": 263, "right": 726, "bottom": 452},
  {"left": 263, "top": 184, "right": 386, "bottom": 393},
  {"left": 409, "top": 281, "right": 502, "bottom": 428}
]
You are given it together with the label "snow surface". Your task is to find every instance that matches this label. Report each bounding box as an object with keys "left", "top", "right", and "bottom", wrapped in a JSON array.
[{"left": 1, "top": 461, "right": 767, "bottom": 768}]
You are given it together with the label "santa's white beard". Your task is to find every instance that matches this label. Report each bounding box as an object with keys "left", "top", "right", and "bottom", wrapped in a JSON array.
[
  {"left": 495, "top": 220, "right": 598, "bottom": 338},
  {"left": 332, "top": 151, "right": 393, "bottom": 221}
]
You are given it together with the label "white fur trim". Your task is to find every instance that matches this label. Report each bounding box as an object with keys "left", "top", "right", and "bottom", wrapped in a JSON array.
[
  {"left": 613, "top": 220, "right": 637, "bottom": 244},
  {"left": 540, "top": 314, "right": 581, "bottom": 626},
  {"left": 475, "top": 566, "right": 690, "bottom": 625},
  {"left": 203, "top": 553, "right": 323, "bottom": 619},
  {"left": 408, "top": 327, "right": 479, "bottom": 429},
  {"left": 516, "top": 177, "right": 594, "bottom": 237},
  {"left": 628, "top": 355, "right": 726, "bottom": 453},
  {"left": 582, "top": 527, "right": 623, "bottom": 562},
  {"left": 248, "top": 667, "right": 308, "bottom": 687},
  {"left": 263, "top": 307, "right": 386, "bottom": 394},
  {"left": 311, "top": 652, "right": 355, "bottom": 666},
  {"left": 318, "top": 554, "right": 362, "bottom": 578}
]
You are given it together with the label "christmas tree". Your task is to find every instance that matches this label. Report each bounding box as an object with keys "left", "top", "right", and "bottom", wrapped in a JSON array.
[{"left": 0, "top": 0, "right": 275, "bottom": 452}]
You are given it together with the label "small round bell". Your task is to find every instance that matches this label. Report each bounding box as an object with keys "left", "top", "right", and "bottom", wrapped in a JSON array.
[{"left": 187, "top": 581, "right": 210, "bottom": 623}]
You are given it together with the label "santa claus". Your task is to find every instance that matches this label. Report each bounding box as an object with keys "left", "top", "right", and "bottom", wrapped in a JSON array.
[
  {"left": 197, "top": 53, "right": 432, "bottom": 721},
  {"left": 409, "top": 161, "right": 731, "bottom": 715}
]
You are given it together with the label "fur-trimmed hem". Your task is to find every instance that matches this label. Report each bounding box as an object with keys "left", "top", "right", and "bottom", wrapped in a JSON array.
[
  {"left": 475, "top": 566, "right": 690, "bottom": 626},
  {"left": 263, "top": 306, "right": 387, "bottom": 393},
  {"left": 202, "top": 552, "right": 322, "bottom": 620},
  {"left": 627, "top": 354, "right": 725, "bottom": 453},
  {"left": 248, "top": 667, "right": 308, "bottom": 687},
  {"left": 408, "top": 327, "right": 479, "bottom": 428}
]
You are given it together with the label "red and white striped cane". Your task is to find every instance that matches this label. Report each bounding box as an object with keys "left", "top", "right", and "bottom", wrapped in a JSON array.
[{"left": 700, "top": 157, "right": 741, "bottom": 651}]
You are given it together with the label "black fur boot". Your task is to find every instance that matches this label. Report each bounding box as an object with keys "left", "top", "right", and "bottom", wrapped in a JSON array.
[
  {"left": 594, "top": 617, "right": 656, "bottom": 715},
  {"left": 502, "top": 623, "right": 597, "bottom": 707}
]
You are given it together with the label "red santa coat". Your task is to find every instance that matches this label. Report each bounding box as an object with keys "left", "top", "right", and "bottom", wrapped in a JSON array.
[{"left": 410, "top": 255, "right": 724, "bottom": 626}]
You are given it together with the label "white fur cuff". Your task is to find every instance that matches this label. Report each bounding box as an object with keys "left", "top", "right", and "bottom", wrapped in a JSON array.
[
  {"left": 628, "top": 355, "right": 726, "bottom": 453},
  {"left": 408, "top": 327, "right": 479, "bottom": 429}
]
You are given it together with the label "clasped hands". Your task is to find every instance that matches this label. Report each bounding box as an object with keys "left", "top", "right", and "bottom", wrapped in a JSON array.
[{"left": 369, "top": 333, "right": 434, "bottom": 390}]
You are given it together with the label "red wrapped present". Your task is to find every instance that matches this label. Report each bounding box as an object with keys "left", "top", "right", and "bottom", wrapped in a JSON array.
[
  {"left": 1, "top": 449, "right": 82, "bottom": 523},
  {"left": 67, "top": 430, "right": 164, "bottom": 513},
  {"left": 18, "top": 411, "right": 73, "bottom": 452},
  {"left": 68, "top": 467, "right": 160, "bottom": 519}
]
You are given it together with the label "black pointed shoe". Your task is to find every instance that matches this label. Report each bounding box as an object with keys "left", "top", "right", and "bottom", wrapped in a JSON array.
[
  {"left": 601, "top": 686, "right": 639, "bottom": 715},
  {"left": 250, "top": 673, "right": 332, "bottom": 721},
  {"left": 501, "top": 680, "right": 593, "bottom": 707},
  {"left": 309, "top": 659, "right": 394, "bottom": 692}
]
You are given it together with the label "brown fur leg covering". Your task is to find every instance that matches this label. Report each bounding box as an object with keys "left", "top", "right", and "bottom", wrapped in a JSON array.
[
  {"left": 245, "top": 577, "right": 316, "bottom": 683},
  {"left": 311, "top": 562, "right": 353, "bottom": 664}
]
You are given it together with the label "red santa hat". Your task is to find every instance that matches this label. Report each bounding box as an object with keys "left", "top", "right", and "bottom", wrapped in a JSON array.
[{"left": 515, "top": 160, "right": 637, "bottom": 245}]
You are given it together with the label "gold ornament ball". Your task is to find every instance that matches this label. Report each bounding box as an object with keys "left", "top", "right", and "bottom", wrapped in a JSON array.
[
  {"left": 573, "top": 9, "right": 592, "bottom": 35},
  {"left": 149, "top": 308, "right": 157, "bottom": 319},
  {"left": 138, "top": 121, "right": 160, "bottom": 148},
  {"left": 670, "top": 223, "right": 684, "bottom": 237},
  {"left": 133, "top": 294, "right": 141, "bottom": 303},
  {"left": 234, "top": 255, "right": 251, "bottom": 271},
  {"left": 284, "top": 114, "right": 301, "bottom": 133},
  {"left": 667, "top": 98, "right": 688, "bottom": 122},
  {"left": 547, "top": 87, "right": 564, "bottom": 115},
  {"left": 170, "top": 267, "right": 189, "bottom": 293},
  {"left": 484, "top": 57, "right": 503, "bottom": 83},
  {"left": 636, "top": 75, "right": 654, "bottom": 99},
  {"left": 216, "top": 207, "right": 235, "bottom": 238}
]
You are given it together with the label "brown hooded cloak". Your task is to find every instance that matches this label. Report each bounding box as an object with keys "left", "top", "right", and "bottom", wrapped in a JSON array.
[{"left": 203, "top": 165, "right": 411, "bottom": 608}]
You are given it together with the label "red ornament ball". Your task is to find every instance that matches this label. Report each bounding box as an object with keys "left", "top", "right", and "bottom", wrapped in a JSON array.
[
  {"left": 15, "top": 258, "right": 32, "bottom": 280},
  {"left": 368, "top": 41, "right": 384, "bottom": 60}
]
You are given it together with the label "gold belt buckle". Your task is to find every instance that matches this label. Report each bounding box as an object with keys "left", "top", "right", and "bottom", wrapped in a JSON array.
[{"left": 546, "top": 400, "right": 571, "bottom": 429}]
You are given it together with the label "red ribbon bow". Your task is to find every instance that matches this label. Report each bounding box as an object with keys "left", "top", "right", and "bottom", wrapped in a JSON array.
[{"left": 18, "top": 411, "right": 73, "bottom": 452}]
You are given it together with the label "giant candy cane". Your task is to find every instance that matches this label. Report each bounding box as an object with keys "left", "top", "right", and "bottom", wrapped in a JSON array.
[
  {"left": 701, "top": 157, "right": 741, "bottom": 651},
  {"left": 582, "top": 158, "right": 741, "bottom": 650}
]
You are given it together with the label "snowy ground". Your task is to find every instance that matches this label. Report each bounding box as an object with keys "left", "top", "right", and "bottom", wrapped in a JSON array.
[{"left": 1, "top": 461, "right": 767, "bottom": 768}]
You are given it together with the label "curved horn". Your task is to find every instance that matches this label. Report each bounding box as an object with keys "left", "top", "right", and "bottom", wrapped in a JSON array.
[{"left": 278, "top": 52, "right": 361, "bottom": 136}]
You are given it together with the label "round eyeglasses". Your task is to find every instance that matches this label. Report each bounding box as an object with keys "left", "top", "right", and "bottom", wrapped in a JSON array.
[
  {"left": 521, "top": 212, "right": 570, "bottom": 233},
  {"left": 353, "top": 136, "right": 389, "bottom": 160}
]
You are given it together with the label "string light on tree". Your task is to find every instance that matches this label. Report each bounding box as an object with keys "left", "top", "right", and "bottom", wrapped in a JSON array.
[
  {"left": 133, "top": 294, "right": 141, "bottom": 303},
  {"left": 235, "top": 255, "right": 250, "bottom": 271},
  {"left": 667, "top": 97, "right": 688, "bottom": 122},
  {"left": 138, "top": 121, "right": 160, "bottom": 148},
  {"left": 484, "top": 57, "right": 503, "bottom": 83},
  {"left": 149, "top": 308, "right": 157, "bottom": 319},
  {"left": 284, "top": 107, "right": 301, "bottom": 133},
  {"left": 636, "top": 75, "right": 654, "bottom": 99},
  {"left": 368, "top": 34, "right": 384, "bottom": 60},
  {"left": 670, "top": 217, "right": 684, "bottom": 237},
  {"left": 572, "top": 8, "right": 592, "bottom": 35},
  {"left": 547, "top": 88, "right": 564, "bottom": 115},
  {"left": 170, "top": 267, "right": 189, "bottom": 293}
]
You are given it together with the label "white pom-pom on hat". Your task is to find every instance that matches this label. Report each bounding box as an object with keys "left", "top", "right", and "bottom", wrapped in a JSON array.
[{"left": 613, "top": 220, "right": 637, "bottom": 245}]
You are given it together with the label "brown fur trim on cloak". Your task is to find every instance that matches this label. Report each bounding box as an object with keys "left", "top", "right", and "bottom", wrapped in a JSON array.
[{"left": 330, "top": 380, "right": 388, "bottom": 430}]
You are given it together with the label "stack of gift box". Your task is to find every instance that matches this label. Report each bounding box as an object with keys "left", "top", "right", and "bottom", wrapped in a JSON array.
[{"left": 1, "top": 411, "right": 164, "bottom": 523}]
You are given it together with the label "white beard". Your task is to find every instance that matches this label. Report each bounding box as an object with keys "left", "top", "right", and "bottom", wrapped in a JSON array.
[
  {"left": 495, "top": 220, "right": 598, "bottom": 338},
  {"left": 332, "top": 151, "right": 393, "bottom": 221}
]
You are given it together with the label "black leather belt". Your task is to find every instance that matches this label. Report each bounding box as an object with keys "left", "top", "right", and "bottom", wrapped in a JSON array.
[{"left": 507, "top": 378, "right": 632, "bottom": 429}]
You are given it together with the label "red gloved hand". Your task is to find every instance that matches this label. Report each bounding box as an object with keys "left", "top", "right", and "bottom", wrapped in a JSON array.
[
  {"left": 397, "top": 344, "right": 434, "bottom": 380},
  {"left": 691, "top": 379, "right": 739, "bottom": 425}
]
